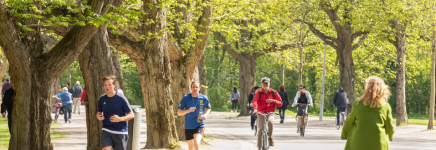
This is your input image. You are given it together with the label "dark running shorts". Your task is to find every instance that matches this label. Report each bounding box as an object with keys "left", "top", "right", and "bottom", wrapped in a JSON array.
[
  {"left": 101, "top": 130, "right": 129, "bottom": 150},
  {"left": 185, "top": 127, "right": 205, "bottom": 141}
]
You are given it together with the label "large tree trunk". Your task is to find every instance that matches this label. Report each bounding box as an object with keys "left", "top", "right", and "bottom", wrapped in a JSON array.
[
  {"left": 141, "top": 1, "right": 178, "bottom": 148},
  {"left": 78, "top": 25, "right": 116, "bottom": 150},
  {"left": 336, "top": 34, "right": 356, "bottom": 113},
  {"left": 238, "top": 55, "right": 256, "bottom": 116},
  {"left": 0, "top": 0, "right": 116, "bottom": 149},
  {"left": 199, "top": 54, "right": 207, "bottom": 95},
  {"left": 429, "top": 29, "right": 435, "bottom": 129}
]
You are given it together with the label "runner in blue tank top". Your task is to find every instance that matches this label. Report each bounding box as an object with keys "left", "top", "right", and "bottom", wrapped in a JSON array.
[{"left": 178, "top": 81, "right": 211, "bottom": 150}]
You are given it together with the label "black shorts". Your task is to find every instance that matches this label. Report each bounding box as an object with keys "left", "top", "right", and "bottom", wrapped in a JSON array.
[
  {"left": 185, "top": 127, "right": 205, "bottom": 141},
  {"left": 101, "top": 130, "right": 129, "bottom": 150}
]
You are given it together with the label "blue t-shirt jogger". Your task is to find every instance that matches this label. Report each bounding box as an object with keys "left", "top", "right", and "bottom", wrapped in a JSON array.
[
  {"left": 178, "top": 94, "right": 211, "bottom": 129},
  {"left": 97, "top": 92, "right": 132, "bottom": 134}
]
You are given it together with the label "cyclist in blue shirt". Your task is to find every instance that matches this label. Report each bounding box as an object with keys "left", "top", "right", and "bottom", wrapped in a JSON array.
[
  {"left": 97, "top": 75, "right": 134, "bottom": 150},
  {"left": 178, "top": 81, "right": 211, "bottom": 150}
]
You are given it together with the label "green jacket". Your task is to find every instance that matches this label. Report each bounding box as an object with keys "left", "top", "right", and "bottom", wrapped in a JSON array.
[{"left": 341, "top": 101, "right": 395, "bottom": 150}]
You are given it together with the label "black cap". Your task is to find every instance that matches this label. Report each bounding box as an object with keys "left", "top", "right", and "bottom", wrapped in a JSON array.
[
  {"left": 261, "top": 78, "right": 270, "bottom": 83},
  {"left": 254, "top": 85, "right": 261, "bottom": 89}
]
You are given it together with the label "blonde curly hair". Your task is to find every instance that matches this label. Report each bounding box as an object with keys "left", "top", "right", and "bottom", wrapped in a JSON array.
[{"left": 357, "top": 76, "right": 391, "bottom": 108}]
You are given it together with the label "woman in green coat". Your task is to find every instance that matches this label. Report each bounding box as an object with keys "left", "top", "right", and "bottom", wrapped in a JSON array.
[{"left": 341, "top": 76, "right": 395, "bottom": 150}]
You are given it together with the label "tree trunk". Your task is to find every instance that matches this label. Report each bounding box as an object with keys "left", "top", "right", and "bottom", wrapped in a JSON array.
[
  {"left": 78, "top": 25, "right": 116, "bottom": 150},
  {"left": 111, "top": 52, "right": 125, "bottom": 92},
  {"left": 395, "top": 37, "right": 408, "bottom": 126},
  {"left": 0, "top": 0, "right": 116, "bottom": 149},
  {"left": 298, "top": 45, "right": 303, "bottom": 86},
  {"left": 238, "top": 55, "right": 256, "bottom": 116},
  {"left": 140, "top": 2, "right": 178, "bottom": 148},
  {"left": 281, "top": 52, "right": 285, "bottom": 84},
  {"left": 199, "top": 54, "right": 207, "bottom": 95},
  {"left": 336, "top": 34, "right": 356, "bottom": 113},
  {"left": 68, "top": 66, "right": 71, "bottom": 87},
  {"left": 429, "top": 28, "right": 435, "bottom": 129}
]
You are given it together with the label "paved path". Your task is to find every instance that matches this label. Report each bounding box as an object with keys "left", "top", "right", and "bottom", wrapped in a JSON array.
[{"left": 3, "top": 107, "right": 434, "bottom": 150}]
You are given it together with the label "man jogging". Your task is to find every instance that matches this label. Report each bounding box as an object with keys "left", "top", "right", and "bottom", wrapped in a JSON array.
[
  {"left": 178, "top": 81, "right": 211, "bottom": 150},
  {"left": 252, "top": 77, "right": 282, "bottom": 149},
  {"left": 97, "top": 75, "right": 134, "bottom": 150}
]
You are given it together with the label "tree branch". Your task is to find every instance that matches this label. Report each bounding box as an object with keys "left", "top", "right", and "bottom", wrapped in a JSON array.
[
  {"left": 213, "top": 32, "right": 244, "bottom": 62},
  {"left": 300, "top": 21, "right": 337, "bottom": 49},
  {"left": 351, "top": 31, "right": 369, "bottom": 41},
  {"left": 352, "top": 32, "right": 369, "bottom": 51},
  {"left": 109, "top": 34, "right": 144, "bottom": 60},
  {"left": 0, "top": 0, "right": 31, "bottom": 79},
  {"left": 185, "top": 0, "right": 213, "bottom": 77}
]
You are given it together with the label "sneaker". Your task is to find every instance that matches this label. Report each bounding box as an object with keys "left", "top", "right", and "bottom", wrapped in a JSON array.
[
  {"left": 280, "top": 119, "right": 283, "bottom": 124},
  {"left": 68, "top": 119, "right": 71, "bottom": 123},
  {"left": 297, "top": 128, "right": 300, "bottom": 133},
  {"left": 268, "top": 138, "right": 274, "bottom": 146},
  {"left": 251, "top": 126, "right": 254, "bottom": 130}
]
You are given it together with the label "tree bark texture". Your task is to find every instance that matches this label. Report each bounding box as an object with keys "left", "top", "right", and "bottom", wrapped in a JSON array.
[
  {"left": 78, "top": 25, "right": 117, "bottom": 150},
  {"left": 199, "top": 54, "right": 207, "bottom": 95},
  {"left": 238, "top": 56, "right": 257, "bottom": 115},
  {"left": 0, "top": 0, "right": 116, "bottom": 149},
  {"left": 111, "top": 52, "right": 126, "bottom": 93},
  {"left": 388, "top": 20, "right": 409, "bottom": 126},
  {"left": 429, "top": 27, "right": 435, "bottom": 129},
  {"left": 298, "top": 45, "right": 303, "bottom": 86}
]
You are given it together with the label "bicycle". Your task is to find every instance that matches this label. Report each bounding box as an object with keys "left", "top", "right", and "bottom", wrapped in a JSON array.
[
  {"left": 257, "top": 112, "right": 274, "bottom": 150},
  {"left": 296, "top": 103, "right": 308, "bottom": 137},
  {"left": 253, "top": 114, "right": 258, "bottom": 136},
  {"left": 336, "top": 107, "right": 346, "bottom": 130}
]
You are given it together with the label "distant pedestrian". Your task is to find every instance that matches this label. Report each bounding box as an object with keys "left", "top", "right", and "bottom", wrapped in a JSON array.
[
  {"left": 72, "top": 81, "right": 83, "bottom": 115},
  {"left": 278, "top": 84, "right": 289, "bottom": 124},
  {"left": 53, "top": 87, "right": 73, "bottom": 123},
  {"left": 230, "top": 87, "right": 240, "bottom": 113},
  {"left": 2, "top": 79, "right": 12, "bottom": 95},
  {"left": 1, "top": 80, "right": 14, "bottom": 134}
]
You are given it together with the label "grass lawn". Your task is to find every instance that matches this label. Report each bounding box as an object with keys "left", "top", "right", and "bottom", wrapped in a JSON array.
[{"left": 0, "top": 118, "right": 70, "bottom": 148}]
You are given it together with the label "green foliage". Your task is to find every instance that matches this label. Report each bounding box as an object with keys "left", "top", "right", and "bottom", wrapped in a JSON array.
[{"left": 119, "top": 52, "right": 144, "bottom": 107}]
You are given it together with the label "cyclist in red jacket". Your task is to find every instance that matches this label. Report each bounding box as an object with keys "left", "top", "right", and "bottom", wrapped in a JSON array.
[{"left": 252, "top": 77, "right": 282, "bottom": 149}]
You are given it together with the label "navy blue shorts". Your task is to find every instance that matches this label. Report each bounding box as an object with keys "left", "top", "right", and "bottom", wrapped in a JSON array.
[
  {"left": 185, "top": 127, "right": 205, "bottom": 141},
  {"left": 101, "top": 130, "right": 129, "bottom": 150}
]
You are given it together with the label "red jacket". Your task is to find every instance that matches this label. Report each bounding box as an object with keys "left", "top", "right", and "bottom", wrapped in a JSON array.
[
  {"left": 252, "top": 88, "right": 282, "bottom": 113},
  {"left": 80, "top": 89, "right": 85, "bottom": 103}
]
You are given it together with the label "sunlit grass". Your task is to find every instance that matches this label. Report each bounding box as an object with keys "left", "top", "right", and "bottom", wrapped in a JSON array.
[{"left": 0, "top": 118, "right": 70, "bottom": 148}]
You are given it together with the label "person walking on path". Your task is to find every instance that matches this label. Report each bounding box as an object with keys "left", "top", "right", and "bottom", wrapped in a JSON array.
[
  {"left": 1, "top": 80, "right": 14, "bottom": 134},
  {"left": 1, "top": 79, "right": 12, "bottom": 95},
  {"left": 53, "top": 87, "right": 74, "bottom": 123},
  {"left": 178, "top": 81, "right": 211, "bottom": 150},
  {"left": 80, "top": 88, "right": 85, "bottom": 103},
  {"left": 97, "top": 75, "right": 134, "bottom": 150},
  {"left": 72, "top": 81, "right": 83, "bottom": 115},
  {"left": 278, "top": 85, "right": 289, "bottom": 124},
  {"left": 247, "top": 85, "right": 261, "bottom": 130},
  {"left": 229, "top": 87, "right": 240, "bottom": 113},
  {"left": 341, "top": 76, "right": 395, "bottom": 150},
  {"left": 334, "top": 87, "right": 349, "bottom": 127},
  {"left": 252, "top": 77, "right": 283, "bottom": 148},
  {"left": 292, "top": 84, "right": 313, "bottom": 133}
]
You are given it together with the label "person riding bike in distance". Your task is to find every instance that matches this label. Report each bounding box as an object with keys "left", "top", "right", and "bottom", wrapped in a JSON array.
[
  {"left": 292, "top": 84, "right": 313, "bottom": 133},
  {"left": 333, "top": 87, "right": 349, "bottom": 128},
  {"left": 252, "top": 77, "right": 282, "bottom": 149}
]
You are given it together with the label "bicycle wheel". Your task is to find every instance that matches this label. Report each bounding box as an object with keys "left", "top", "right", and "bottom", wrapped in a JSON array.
[
  {"left": 300, "top": 117, "right": 305, "bottom": 137},
  {"left": 254, "top": 119, "right": 258, "bottom": 136},
  {"left": 262, "top": 131, "right": 269, "bottom": 150}
]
